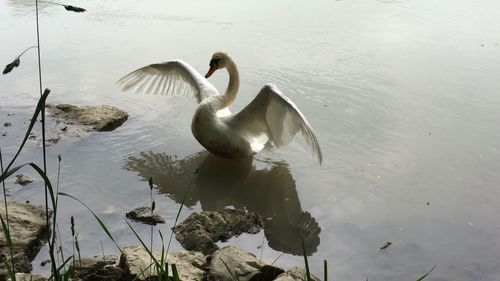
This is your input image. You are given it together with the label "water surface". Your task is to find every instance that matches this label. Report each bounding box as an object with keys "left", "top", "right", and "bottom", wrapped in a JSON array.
[{"left": 1, "top": 0, "right": 500, "bottom": 280}]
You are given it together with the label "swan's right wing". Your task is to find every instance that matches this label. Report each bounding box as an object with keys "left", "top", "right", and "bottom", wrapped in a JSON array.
[
  {"left": 117, "top": 59, "right": 218, "bottom": 103},
  {"left": 226, "top": 84, "right": 323, "bottom": 164}
]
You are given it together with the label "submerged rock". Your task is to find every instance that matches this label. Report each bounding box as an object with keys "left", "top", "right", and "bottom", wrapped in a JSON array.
[
  {"left": 0, "top": 201, "right": 51, "bottom": 279},
  {"left": 15, "top": 174, "right": 33, "bottom": 186},
  {"left": 74, "top": 255, "right": 123, "bottom": 281},
  {"left": 174, "top": 209, "right": 263, "bottom": 255},
  {"left": 119, "top": 245, "right": 206, "bottom": 281},
  {"left": 28, "top": 104, "right": 128, "bottom": 146},
  {"left": 274, "top": 266, "right": 321, "bottom": 281},
  {"left": 126, "top": 207, "right": 166, "bottom": 225},
  {"left": 47, "top": 104, "right": 128, "bottom": 132},
  {"left": 208, "top": 246, "right": 284, "bottom": 281}
]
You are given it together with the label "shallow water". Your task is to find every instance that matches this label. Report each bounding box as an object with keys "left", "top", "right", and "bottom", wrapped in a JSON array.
[{"left": 1, "top": 0, "right": 500, "bottom": 280}]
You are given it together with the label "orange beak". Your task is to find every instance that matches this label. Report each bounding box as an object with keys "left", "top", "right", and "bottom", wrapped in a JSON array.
[{"left": 205, "top": 64, "right": 217, "bottom": 78}]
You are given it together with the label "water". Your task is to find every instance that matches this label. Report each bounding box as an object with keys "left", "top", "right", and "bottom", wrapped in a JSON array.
[{"left": 1, "top": 0, "right": 500, "bottom": 280}]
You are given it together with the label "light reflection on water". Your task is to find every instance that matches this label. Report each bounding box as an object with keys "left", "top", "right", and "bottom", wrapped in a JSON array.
[
  {"left": 1, "top": 0, "right": 500, "bottom": 280},
  {"left": 124, "top": 151, "right": 321, "bottom": 255}
]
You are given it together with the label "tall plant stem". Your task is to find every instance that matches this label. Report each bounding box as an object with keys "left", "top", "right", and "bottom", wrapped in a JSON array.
[
  {"left": 35, "top": 0, "right": 47, "bottom": 173},
  {"left": 35, "top": 0, "right": 53, "bottom": 275}
]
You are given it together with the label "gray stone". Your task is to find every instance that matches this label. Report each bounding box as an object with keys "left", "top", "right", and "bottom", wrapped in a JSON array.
[
  {"left": 174, "top": 209, "right": 263, "bottom": 255},
  {"left": 126, "top": 207, "right": 166, "bottom": 225},
  {"left": 28, "top": 104, "right": 128, "bottom": 146},
  {"left": 47, "top": 104, "right": 128, "bottom": 132},
  {"left": 274, "top": 267, "right": 321, "bottom": 281},
  {"left": 120, "top": 245, "right": 206, "bottom": 281},
  {"left": 15, "top": 174, "right": 33, "bottom": 186},
  {"left": 0, "top": 201, "right": 51, "bottom": 279},
  {"left": 208, "top": 246, "right": 283, "bottom": 281},
  {"left": 3, "top": 122, "right": 11, "bottom": 127},
  {"left": 74, "top": 255, "right": 123, "bottom": 281}
]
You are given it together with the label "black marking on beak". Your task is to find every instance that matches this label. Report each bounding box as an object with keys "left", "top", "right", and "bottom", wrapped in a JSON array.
[
  {"left": 209, "top": 58, "right": 220, "bottom": 68},
  {"left": 206, "top": 58, "right": 221, "bottom": 78}
]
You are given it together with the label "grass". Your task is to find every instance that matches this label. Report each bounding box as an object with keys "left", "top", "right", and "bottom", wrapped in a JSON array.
[{"left": 1, "top": 1, "right": 86, "bottom": 280}]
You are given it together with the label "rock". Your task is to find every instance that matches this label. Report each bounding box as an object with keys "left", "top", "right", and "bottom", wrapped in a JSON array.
[
  {"left": 3, "top": 122, "right": 11, "bottom": 127},
  {"left": 174, "top": 209, "right": 264, "bottom": 255},
  {"left": 0, "top": 201, "right": 51, "bottom": 279},
  {"left": 120, "top": 245, "right": 206, "bottom": 281},
  {"left": 208, "top": 246, "right": 284, "bottom": 281},
  {"left": 74, "top": 255, "right": 123, "bottom": 281},
  {"left": 2, "top": 132, "right": 6, "bottom": 137},
  {"left": 15, "top": 174, "right": 33, "bottom": 186},
  {"left": 11, "top": 273, "right": 47, "bottom": 281},
  {"left": 274, "top": 267, "right": 321, "bottom": 281},
  {"left": 47, "top": 104, "right": 128, "bottom": 132},
  {"left": 126, "top": 207, "right": 166, "bottom": 225},
  {"left": 28, "top": 104, "right": 128, "bottom": 146}
]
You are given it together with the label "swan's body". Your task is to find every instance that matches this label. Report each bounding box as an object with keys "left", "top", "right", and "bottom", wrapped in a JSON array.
[{"left": 118, "top": 52, "right": 322, "bottom": 164}]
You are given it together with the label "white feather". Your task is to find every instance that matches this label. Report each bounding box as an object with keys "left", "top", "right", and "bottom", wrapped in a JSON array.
[{"left": 116, "top": 59, "right": 218, "bottom": 103}]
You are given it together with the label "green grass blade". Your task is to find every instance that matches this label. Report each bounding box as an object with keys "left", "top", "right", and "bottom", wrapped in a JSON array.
[
  {"left": 158, "top": 230, "right": 166, "bottom": 281},
  {"left": 0, "top": 214, "right": 15, "bottom": 280},
  {"left": 28, "top": 163, "right": 57, "bottom": 214},
  {"left": 2, "top": 259, "right": 16, "bottom": 281},
  {"left": 166, "top": 169, "right": 196, "bottom": 254},
  {"left": 63, "top": 264, "right": 74, "bottom": 281},
  {"left": 301, "top": 238, "right": 311, "bottom": 281},
  {"left": 58, "top": 192, "right": 122, "bottom": 253},
  {"left": 0, "top": 89, "right": 50, "bottom": 181},
  {"left": 4, "top": 162, "right": 59, "bottom": 276},
  {"left": 324, "top": 259, "right": 327, "bottom": 281},
  {"left": 0, "top": 163, "right": 29, "bottom": 184},
  {"left": 171, "top": 264, "right": 180, "bottom": 281},
  {"left": 28, "top": 162, "right": 59, "bottom": 276},
  {"left": 47, "top": 256, "right": 73, "bottom": 280},
  {"left": 136, "top": 263, "right": 154, "bottom": 281},
  {"left": 416, "top": 265, "right": 436, "bottom": 281},
  {"left": 125, "top": 219, "right": 163, "bottom": 273},
  {"left": 0, "top": 214, "right": 13, "bottom": 255}
]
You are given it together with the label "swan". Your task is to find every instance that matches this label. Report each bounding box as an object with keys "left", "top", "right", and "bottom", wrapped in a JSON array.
[{"left": 117, "top": 52, "right": 322, "bottom": 164}]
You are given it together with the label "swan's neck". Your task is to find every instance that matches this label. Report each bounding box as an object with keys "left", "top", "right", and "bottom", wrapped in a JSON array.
[{"left": 222, "top": 58, "right": 239, "bottom": 108}]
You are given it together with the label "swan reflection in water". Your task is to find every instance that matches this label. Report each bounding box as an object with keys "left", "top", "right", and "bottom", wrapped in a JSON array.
[{"left": 124, "top": 151, "right": 321, "bottom": 255}]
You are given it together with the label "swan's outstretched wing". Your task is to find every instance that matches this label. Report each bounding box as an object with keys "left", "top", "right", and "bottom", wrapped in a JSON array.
[
  {"left": 226, "top": 84, "right": 323, "bottom": 164},
  {"left": 117, "top": 59, "right": 218, "bottom": 103}
]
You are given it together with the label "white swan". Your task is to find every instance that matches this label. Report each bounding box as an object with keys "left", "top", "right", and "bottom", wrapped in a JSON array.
[{"left": 117, "top": 52, "right": 322, "bottom": 164}]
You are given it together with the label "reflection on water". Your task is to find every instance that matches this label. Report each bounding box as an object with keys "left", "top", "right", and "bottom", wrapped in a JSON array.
[{"left": 125, "top": 151, "right": 321, "bottom": 255}]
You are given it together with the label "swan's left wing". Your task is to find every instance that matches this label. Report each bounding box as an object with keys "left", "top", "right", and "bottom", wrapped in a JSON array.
[
  {"left": 117, "top": 60, "right": 218, "bottom": 103},
  {"left": 226, "top": 84, "right": 322, "bottom": 164}
]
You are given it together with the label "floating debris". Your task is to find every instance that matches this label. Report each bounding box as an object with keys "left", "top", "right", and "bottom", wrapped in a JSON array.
[{"left": 379, "top": 241, "right": 392, "bottom": 250}]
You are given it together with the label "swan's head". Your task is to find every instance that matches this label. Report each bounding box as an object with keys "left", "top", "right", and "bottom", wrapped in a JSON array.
[{"left": 205, "top": 52, "right": 229, "bottom": 78}]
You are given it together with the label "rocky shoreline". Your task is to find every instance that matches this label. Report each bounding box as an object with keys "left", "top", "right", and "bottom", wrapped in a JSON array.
[{"left": 1, "top": 201, "right": 319, "bottom": 281}]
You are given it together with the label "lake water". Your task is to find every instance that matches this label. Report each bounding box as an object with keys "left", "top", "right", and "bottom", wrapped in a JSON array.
[{"left": 1, "top": 0, "right": 500, "bottom": 280}]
